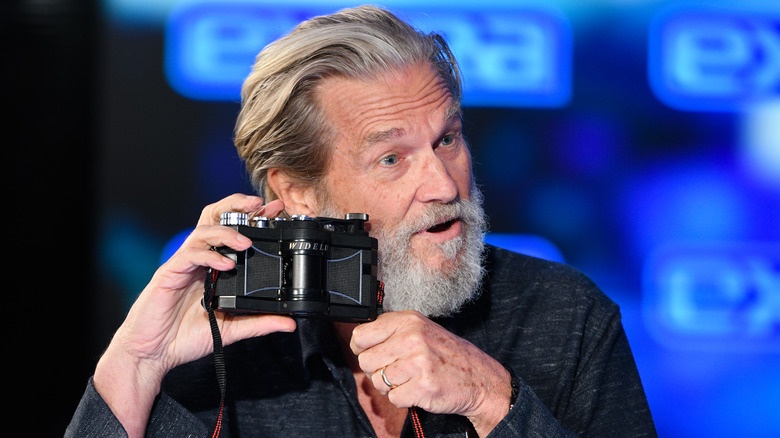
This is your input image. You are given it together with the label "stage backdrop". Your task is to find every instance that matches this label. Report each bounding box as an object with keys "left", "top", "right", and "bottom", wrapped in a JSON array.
[{"left": 93, "top": 1, "right": 780, "bottom": 437}]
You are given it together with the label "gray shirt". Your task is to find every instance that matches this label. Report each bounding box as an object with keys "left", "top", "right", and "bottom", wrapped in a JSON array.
[{"left": 67, "top": 245, "right": 657, "bottom": 437}]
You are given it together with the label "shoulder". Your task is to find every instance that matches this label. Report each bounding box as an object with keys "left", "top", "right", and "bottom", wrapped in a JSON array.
[
  {"left": 475, "top": 245, "right": 620, "bottom": 329},
  {"left": 485, "top": 245, "right": 612, "bottom": 302},
  {"left": 458, "top": 245, "right": 626, "bottom": 368}
]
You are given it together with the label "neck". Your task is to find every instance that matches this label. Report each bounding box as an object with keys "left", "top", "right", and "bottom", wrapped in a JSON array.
[
  {"left": 332, "top": 322, "right": 407, "bottom": 438},
  {"left": 333, "top": 322, "right": 360, "bottom": 369}
]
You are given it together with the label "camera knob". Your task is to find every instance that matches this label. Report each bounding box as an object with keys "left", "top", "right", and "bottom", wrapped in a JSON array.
[
  {"left": 291, "top": 215, "right": 314, "bottom": 221},
  {"left": 345, "top": 213, "right": 368, "bottom": 221},
  {"left": 252, "top": 216, "right": 270, "bottom": 228},
  {"left": 220, "top": 212, "right": 249, "bottom": 226}
]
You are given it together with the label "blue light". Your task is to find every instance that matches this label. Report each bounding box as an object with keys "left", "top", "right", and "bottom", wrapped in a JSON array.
[
  {"left": 163, "top": 1, "right": 571, "bottom": 107},
  {"left": 164, "top": 2, "right": 306, "bottom": 100},
  {"left": 406, "top": 6, "right": 571, "bottom": 107},
  {"left": 648, "top": 6, "right": 780, "bottom": 112},
  {"left": 160, "top": 228, "right": 194, "bottom": 264},
  {"left": 618, "top": 161, "right": 752, "bottom": 261},
  {"left": 484, "top": 233, "right": 565, "bottom": 263},
  {"left": 643, "top": 241, "right": 780, "bottom": 352},
  {"left": 100, "top": 213, "right": 170, "bottom": 309},
  {"left": 740, "top": 100, "right": 780, "bottom": 188}
]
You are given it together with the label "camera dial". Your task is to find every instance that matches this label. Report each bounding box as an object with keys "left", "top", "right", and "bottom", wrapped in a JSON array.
[{"left": 220, "top": 212, "right": 249, "bottom": 226}]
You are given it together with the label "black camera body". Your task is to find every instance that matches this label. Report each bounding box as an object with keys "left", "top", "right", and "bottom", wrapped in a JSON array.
[{"left": 207, "top": 212, "right": 382, "bottom": 322}]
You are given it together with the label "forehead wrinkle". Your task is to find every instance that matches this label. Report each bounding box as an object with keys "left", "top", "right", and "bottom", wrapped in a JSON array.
[
  {"left": 359, "top": 98, "right": 460, "bottom": 152},
  {"left": 321, "top": 64, "right": 457, "bottom": 153}
]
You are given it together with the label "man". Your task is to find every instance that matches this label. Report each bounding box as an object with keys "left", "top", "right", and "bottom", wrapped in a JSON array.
[{"left": 68, "top": 5, "right": 656, "bottom": 437}]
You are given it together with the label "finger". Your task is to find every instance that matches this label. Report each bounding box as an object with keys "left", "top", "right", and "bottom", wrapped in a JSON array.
[
  {"left": 186, "top": 223, "right": 253, "bottom": 251},
  {"left": 249, "top": 199, "right": 285, "bottom": 219},
  {"left": 384, "top": 381, "right": 415, "bottom": 409},
  {"left": 372, "top": 367, "right": 393, "bottom": 395},
  {"left": 356, "top": 339, "right": 398, "bottom": 376},
  {"left": 220, "top": 313, "right": 298, "bottom": 345},
  {"left": 371, "top": 364, "right": 409, "bottom": 395},
  {"left": 163, "top": 244, "right": 236, "bottom": 276},
  {"left": 380, "top": 356, "right": 447, "bottom": 411},
  {"left": 351, "top": 310, "right": 432, "bottom": 359},
  {"left": 198, "top": 193, "right": 266, "bottom": 226},
  {"left": 350, "top": 311, "right": 407, "bottom": 355},
  {"left": 163, "top": 225, "right": 253, "bottom": 274}
]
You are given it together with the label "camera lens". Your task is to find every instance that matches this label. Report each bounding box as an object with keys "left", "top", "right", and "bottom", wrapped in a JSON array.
[{"left": 279, "top": 233, "right": 330, "bottom": 314}]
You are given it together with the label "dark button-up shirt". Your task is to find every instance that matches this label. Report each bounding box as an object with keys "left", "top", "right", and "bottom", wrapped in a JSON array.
[{"left": 67, "top": 246, "right": 657, "bottom": 437}]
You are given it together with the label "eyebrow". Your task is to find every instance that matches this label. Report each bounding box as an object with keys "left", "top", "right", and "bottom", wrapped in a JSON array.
[
  {"left": 360, "top": 101, "right": 462, "bottom": 149},
  {"left": 363, "top": 127, "right": 405, "bottom": 147}
]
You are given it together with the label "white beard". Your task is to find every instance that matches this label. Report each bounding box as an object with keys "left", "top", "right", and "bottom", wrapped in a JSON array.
[
  {"left": 372, "top": 185, "right": 487, "bottom": 317},
  {"left": 315, "top": 182, "right": 488, "bottom": 318}
]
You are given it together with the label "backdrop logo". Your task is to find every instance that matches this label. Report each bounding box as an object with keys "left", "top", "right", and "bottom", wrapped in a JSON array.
[
  {"left": 164, "top": 1, "right": 571, "bottom": 107},
  {"left": 648, "top": 7, "right": 780, "bottom": 112},
  {"left": 643, "top": 242, "right": 780, "bottom": 351}
]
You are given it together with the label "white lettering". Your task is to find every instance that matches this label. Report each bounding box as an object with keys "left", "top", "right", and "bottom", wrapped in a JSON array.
[{"left": 287, "top": 242, "right": 329, "bottom": 251}]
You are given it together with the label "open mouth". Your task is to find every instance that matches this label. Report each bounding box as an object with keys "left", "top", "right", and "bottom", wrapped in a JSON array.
[{"left": 427, "top": 218, "right": 458, "bottom": 233}]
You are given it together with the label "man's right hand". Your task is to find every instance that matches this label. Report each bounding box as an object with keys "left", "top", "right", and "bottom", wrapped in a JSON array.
[{"left": 93, "top": 193, "right": 297, "bottom": 438}]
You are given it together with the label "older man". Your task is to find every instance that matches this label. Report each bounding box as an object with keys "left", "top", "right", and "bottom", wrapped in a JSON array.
[{"left": 68, "top": 6, "right": 656, "bottom": 437}]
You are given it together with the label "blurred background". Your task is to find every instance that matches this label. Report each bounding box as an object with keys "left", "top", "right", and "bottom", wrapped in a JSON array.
[{"left": 8, "top": 0, "right": 779, "bottom": 436}]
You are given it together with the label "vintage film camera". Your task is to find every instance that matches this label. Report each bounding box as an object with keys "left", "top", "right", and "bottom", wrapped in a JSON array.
[{"left": 206, "top": 212, "right": 382, "bottom": 322}]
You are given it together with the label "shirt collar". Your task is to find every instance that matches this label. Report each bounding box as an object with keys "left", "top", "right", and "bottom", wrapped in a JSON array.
[{"left": 296, "top": 318, "right": 349, "bottom": 370}]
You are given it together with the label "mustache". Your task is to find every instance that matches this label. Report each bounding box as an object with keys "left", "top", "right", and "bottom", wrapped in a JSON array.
[
  {"left": 414, "top": 201, "right": 464, "bottom": 232},
  {"left": 377, "top": 189, "right": 486, "bottom": 244},
  {"left": 382, "top": 199, "right": 467, "bottom": 240},
  {"left": 405, "top": 184, "right": 485, "bottom": 236}
]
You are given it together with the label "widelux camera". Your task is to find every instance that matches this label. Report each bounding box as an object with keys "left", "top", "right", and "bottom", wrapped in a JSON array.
[{"left": 206, "top": 212, "right": 383, "bottom": 322}]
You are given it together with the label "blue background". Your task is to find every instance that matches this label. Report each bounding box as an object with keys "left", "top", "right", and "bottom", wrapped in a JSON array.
[{"left": 23, "top": 0, "right": 777, "bottom": 436}]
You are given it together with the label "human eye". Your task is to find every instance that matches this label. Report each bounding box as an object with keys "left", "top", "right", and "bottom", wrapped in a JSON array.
[
  {"left": 440, "top": 134, "right": 455, "bottom": 146},
  {"left": 437, "top": 130, "right": 462, "bottom": 149},
  {"left": 379, "top": 154, "right": 399, "bottom": 166}
]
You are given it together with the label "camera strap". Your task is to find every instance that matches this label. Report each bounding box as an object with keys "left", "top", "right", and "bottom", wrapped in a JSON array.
[
  {"left": 202, "top": 274, "right": 432, "bottom": 438},
  {"left": 409, "top": 406, "right": 426, "bottom": 438},
  {"left": 203, "top": 268, "right": 227, "bottom": 438}
]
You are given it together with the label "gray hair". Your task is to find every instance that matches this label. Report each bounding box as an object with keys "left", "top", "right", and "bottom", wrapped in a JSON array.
[{"left": 233, "top": 5, "right": 462, "bottom": 201}]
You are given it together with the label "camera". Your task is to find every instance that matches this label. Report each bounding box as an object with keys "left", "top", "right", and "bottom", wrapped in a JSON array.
[{"left": 205, "top": 212, "right": 382, "bottom": 322}]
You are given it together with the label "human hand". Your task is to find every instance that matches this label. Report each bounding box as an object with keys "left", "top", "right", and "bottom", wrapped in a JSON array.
[
  {"left": 94, "top": 193, "right": 296, "bottom": 437},
  {"left": 349, "top": 310, "right": 511, "bottom": 437}
]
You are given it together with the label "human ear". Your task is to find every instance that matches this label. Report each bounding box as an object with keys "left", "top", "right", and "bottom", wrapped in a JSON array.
[{"left": 265, "top": 168, "right": 318, "bottom": 217}]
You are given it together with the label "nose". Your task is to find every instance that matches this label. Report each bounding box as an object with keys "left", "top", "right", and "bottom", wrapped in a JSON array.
[{"left": 415, "top": 149, "right": 459, "bottom": 204}]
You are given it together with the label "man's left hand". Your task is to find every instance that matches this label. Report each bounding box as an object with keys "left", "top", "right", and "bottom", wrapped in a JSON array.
[{"left": 350, "top": 310, "right": 512, "bottom": 437}]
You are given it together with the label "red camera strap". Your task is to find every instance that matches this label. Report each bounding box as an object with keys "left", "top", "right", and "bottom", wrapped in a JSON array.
[
  {"left": 202, "top": 274, "right": 429, "bottom": 438},
  {"left": 204, "top": 268, "right": 227, "bottom": 438}
]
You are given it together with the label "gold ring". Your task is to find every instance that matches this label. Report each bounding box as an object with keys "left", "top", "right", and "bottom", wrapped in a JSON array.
[{"left": 380, "top": 366, "right": 397, "bottom": 389}]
